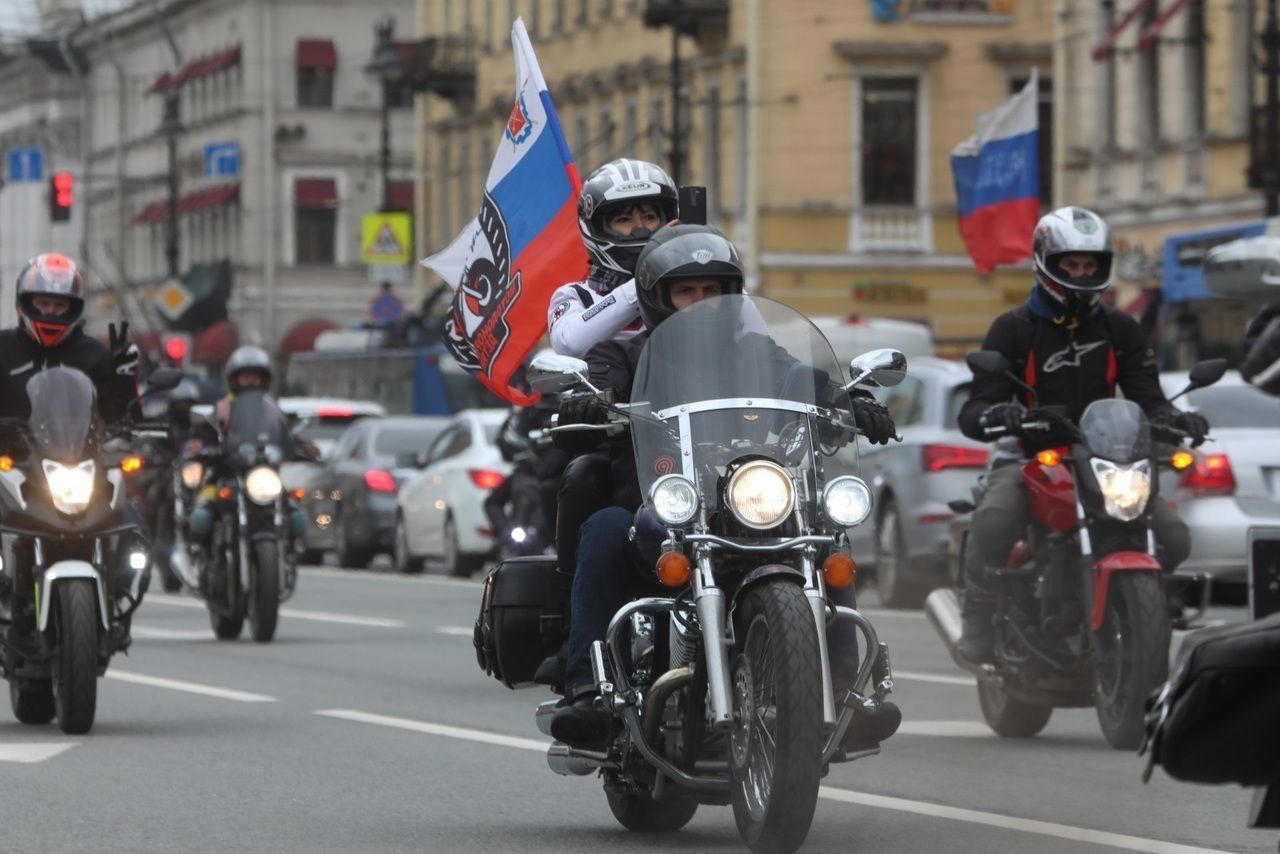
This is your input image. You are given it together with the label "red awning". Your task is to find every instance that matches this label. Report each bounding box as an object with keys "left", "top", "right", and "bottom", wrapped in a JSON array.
[
  {"left": 387, "top": 180, "right": 413, "bottom": 212},
  {"left": 296, "top": 39, "right": 337, "bottom": 70},
  {"left": 133, "top": 182, "right": 240, "bottom": 225},
  {"left": 192, "top": 320, "right": 239, "bottom": 365},
  {"left": 280, "top": 318, "right": 339, "bottom": 360},
  {"left": 294, "top": 178, "right": 338, "bottom": 209},
  {"left": 1091, "top": 0, "right": 1156, "bottom": 62},
  {"left": 147, "top": 45, "right": 242, "bottom": 94},
  {"left": 1137, "top": 0, "right": 1193, "bottom": 52}
]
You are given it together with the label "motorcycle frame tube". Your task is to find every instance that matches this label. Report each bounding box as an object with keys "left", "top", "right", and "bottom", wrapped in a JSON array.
[
  {"left": 819, "top": 605, "right": 887, "bottom": 763},
  {"left": 36, "top": 560, "right": 109, "bottom": 631}
]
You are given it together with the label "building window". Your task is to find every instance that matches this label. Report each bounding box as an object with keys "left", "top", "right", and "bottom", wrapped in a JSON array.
[
  {"left": 484, "top": 0, "right": 494, "bottom": 52},
  {"left": 439, "top": 137, "right": 452, "bottom": 242},
  {"left": 458, "top": 133, "right": 473, "bottom": 229},
  {"left": 1010, "top": 75, "right": 1053, "bottom": 206},
  {"left": 578, "top": 0, "right": 589, "bottom": 25},
  {"left": 601, "top": 0, "right": 613, "bottom": 18},
  {"left": 530, "top": 0, "right": 541, "bottom": 37},
  {"left": 736, "top": 75, "right": 748, "bottom": 218},
  {"left": 296, "top": 39, "right": 337, "bottom": 109},
  {"left": 294, "top": 178, "right": 338, "bottom": 265},
  {"left": 599, "top": 105, "right": 615, "bottom": 161},
  {"left": 860, "top": 77, "right": 917, "bottom": 206},
  {"left": 1139, "top": 0, "right": 1160, "bottom": 147},
  {"left": 554, "top": 0, "right": 565, "bottom": 32},
  {"left": 705, "top": 83, "right": 721, "bottom": 219},
  {"left": 1185, "top": 0, "right": 1206, "bottom": 140},
  {"left": 575, "top": 112, "right": 590, "bottom": 165},
  {"left": 650, "top": 91, "right": 665, "bottom": 164},
  {"left": 623, "top": 99, "right": 638, "bottom": 151}
]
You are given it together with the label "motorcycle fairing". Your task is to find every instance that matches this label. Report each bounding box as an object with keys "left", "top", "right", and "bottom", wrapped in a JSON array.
[
  {"left": 1023, "top": 457, "right": 1077, "bottom": 535},
  {"left": 1091, "top": 550, "right": 1162, "bottom": 630}
]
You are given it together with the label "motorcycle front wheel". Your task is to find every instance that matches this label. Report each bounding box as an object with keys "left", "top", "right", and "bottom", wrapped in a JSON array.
[
  {"left": 1093, "top": 572, "right": 1170, "bottom": 750},
  {"left": 249, "top": 539, "right": 280, "bottom": 643},
  {"left": 729, "top": 581, "right": 822, "bottom": 854},
  {"left": 52, "top": 580, "right": 98, "bottom": 735}
]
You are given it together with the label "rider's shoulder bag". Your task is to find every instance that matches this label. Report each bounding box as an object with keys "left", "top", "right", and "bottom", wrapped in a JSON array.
[
  {"left": 473, "top": 556, "right": 568, "bottom": 689},
  {"left": 1141, "top": 612, "right": 1280, "bottom": 786}
]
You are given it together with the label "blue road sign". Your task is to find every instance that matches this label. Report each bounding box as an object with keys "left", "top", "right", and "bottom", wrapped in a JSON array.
[
  {"left": 6, "top": 148, "right": 43, "bottom": 183},
  {"left": 203, "top": 142, "right": 241, "bottom": 178}
]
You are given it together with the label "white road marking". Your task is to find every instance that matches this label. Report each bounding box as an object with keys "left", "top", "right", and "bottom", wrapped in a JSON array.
[
  {"left": 893, "top": 670, "right": 975, "bottom": 687},
  {"left": 817, "top": 787, "right": 1232, "bottom": 854},
  {"left": 106, "top": 671, "right": 276, "bottom": 703},
  {"left": 896, "top": 720, "right": 992, "bottom": 738},
  {"left": 436, "top": 626, "right": 473, "bottom": 636},
  {"left": 0, "top": 743, "right": 78, "bottom": 763},
  {"left": 299, "top": 567, "right": 482, "bottom": 587},
  {"left": 146, "top": 595, "right": 403, "bottom": 628},
  {"left": 318, "top": 707, "right": 1225, "bottom": 853},
  {"left": 133, "top": 626, "right": 214, "bottom": 641}
]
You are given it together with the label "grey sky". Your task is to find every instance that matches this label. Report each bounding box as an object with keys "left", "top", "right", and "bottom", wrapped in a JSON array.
[{"left": 0, "top": 0, "right": 135, "bottom": 39}]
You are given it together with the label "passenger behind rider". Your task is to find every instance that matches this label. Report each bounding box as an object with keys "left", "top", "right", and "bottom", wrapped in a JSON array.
[
  {"left": 548, "top": 224, "right": 900, "bottom": 751},
  {"left": 954, "top": 207, "right": 1209, "bottom": 663}
]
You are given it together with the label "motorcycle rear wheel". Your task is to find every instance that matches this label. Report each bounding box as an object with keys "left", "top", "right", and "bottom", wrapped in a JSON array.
[
  {"left": 52, "top": 580, "right": 98, "bottom": 735},
  {"left": 977, "top": 680, "right": 1052, "bottom": 738},
  {"left": 729, "top": 581, "right": 822, "bottom": 854},
  {"left": 10, "top": 680, "right": 55, "bottom": 724},
  {"left": 606, "top": 789, "right": 698, "bottom": 833},
  {"left": 249, "top": 539, "right": 280, "bottom": 643},
  {"left": 1093, "top": 572, "right": 1170, "bottom": 750}
]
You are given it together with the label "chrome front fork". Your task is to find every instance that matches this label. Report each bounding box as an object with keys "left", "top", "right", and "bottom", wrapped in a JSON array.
[{"left": 801, "top": 548, "right": 839, "bottom": 728}]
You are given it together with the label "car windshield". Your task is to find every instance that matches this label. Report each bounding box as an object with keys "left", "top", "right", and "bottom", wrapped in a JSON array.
[{"left": 1183, "top": 384, "right": 1280, "bottom": 428}]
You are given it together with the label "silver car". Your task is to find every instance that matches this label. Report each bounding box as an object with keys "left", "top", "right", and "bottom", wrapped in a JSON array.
[
  {"left": 848, "top": 357, "right": 988, "bottom": 607},
  {"left": 1160, "top": 370, "right": 1280, "bottom": 588}
]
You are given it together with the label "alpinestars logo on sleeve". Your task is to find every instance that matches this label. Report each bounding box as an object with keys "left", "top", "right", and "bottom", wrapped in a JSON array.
[{"left": 1043, "top": 340, "right": 1107, "bottom": 373}]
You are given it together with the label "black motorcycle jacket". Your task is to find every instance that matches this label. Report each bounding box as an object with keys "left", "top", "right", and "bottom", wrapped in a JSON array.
[
  {"left": 1240, "top": 302, "right": 1280, "bottom": 396},
  {"left": 0, "top": 326, "right": 136, "bottom": 425},
  {"left": 958, "top": 298, "right": 1177, "bottom": 450}
]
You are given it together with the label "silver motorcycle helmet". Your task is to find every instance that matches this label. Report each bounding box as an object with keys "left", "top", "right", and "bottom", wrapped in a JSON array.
[
  {"left": 224, "top": 345, "right": 272, "bottom": 393},
  {"left": 577, "top": 159, "right": 678, "bottom": 276},
  {"left": 1032, "top": 206, "right": 1115, "bottom": 316}
]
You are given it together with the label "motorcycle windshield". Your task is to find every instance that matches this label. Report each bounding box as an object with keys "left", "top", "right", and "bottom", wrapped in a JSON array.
[
  {"left": 630, "top": 295, "right": 857, "bottom": 517},
  {"left": 223, "top": 391, "right": 293, "bottom": 465},
  {"left": 26, "top": 367, "right": 97, "bottom": 462},
  {"left": 1079, "top": 398, "right": 1151, "bottom": 463}
]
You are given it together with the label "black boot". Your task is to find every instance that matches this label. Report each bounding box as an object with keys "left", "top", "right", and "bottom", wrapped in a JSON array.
[
  {"left": 841, "top": 700, "right": 902, "bottom": 752},
  {"left": 550, "top": 690, "right": 612, "bottom": 750},
  {"left": 957, "top": 608, "right": 995, "bottom": 663}
]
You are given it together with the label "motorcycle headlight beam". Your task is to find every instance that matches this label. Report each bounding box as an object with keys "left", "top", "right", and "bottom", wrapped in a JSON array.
[
  {"left": 181, "top": 461, "right": 205, "bottom": 490},
  {"left": 822, "top": 476, "right": 873, "bottom": 527},
  {"left": 1090, "top": 458, "right": 1151, "bottom": 522},
  {"left": 649, "top": 474, "right": 699, "bottom": 527},
  {"left": 726, "top": 460, "right": 795, "bottom": 530},
  {"left": 43, "top": 459, "right": 95, "bottom": 515},
  {"left": 244, "top": 466, "right": 283, "bottom": 505}
]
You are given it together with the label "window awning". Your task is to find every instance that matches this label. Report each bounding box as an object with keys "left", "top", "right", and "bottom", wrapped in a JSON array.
[
  {"left": 296, "top": 39, "right": 337, "bottom": 70},
  {"left": 1137, "top": 0, "right": 1193, "bottom": 52},
  {"left": 133, "top": 182, "right": 240, "bottom": 225},
  {"left": 1091, "top": 0, "right": 1156, "bottom": 61},
  {"left": 387, "top": 180, "right": 413, "bottom": 212},
  {"left": 294, "top": 178, "right": 338, "bottom": 209},
  {"left": 147, "top": 44, "right": 242, "bottom": 94}
]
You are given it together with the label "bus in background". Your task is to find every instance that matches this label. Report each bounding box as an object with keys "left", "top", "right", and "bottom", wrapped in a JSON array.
[{"left": 282, "top": 329, "right": 505, "bottom": 416}]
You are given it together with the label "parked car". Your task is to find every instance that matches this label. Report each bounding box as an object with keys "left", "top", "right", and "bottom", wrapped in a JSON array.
[
  {"left": 1159, "top": 370, "right": 1280, "bottom": 590},
  {"left": 846, "top": 356, "right": 987, "bottom": 608},
  {"left": 812, "top": 315, "right": 936, "bottom": 366},
  {"left": 278, "top": 397, "right": 385, "bottom": 494},
  {"left": 395, "top": 409, "right": 510, "bottom": 577},
  {"left": 297, "top": 415, "right": 450, "bottom": 568}
]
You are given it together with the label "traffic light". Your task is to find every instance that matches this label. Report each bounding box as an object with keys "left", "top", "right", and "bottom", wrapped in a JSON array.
[
  {"left": 49, "top": 171, "right": 73, "bottom": 222},
  {"left": 162, "top": 333, "right": 190, "bottom": 366}
]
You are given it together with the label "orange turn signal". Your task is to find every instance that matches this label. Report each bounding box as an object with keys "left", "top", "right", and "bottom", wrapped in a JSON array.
[
  {"left": 0, "top": 456, "right": 13, "bottom": 473},
  {"left": 291, "top": 487, "right": 307, "bottom": 501},
  {"left": 1035, "top": 449, "right": 1062, "bottom": 468},
  {"left": 1171, "top": 450, "right": 1195, "bottom": 472},
  {"left": 655, "top": 551, "right": 692, "bottom": 588},
  {"left": 120, "top": 455, "right": 144, "bottom": 474},
  {"left": 822, "top": 552, "right": 857, "bottom": 589},
  {"left": 216, "top": 486, "right": 234, "bottom": 501}
]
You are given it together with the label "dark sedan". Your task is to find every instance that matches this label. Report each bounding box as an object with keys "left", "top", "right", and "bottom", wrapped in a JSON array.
[{"left": 297, "top": 415, "right": 449, "bottom": 568}]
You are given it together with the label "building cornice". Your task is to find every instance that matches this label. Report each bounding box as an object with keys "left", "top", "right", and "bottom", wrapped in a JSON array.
[
  {"left": 983, "top": 41, "right": 1051, "bottom": 63},
  {"left": 833, "top": 40, "right": 949, "bottom": 63}
]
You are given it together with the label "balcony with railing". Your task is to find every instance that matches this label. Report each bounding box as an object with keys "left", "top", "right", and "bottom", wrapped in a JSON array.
[
  {"left": 643, "top": 0, "right": 729, "bottom": 46},
  {"left": 851, "top": 207, "right": 933, "bottom": 254},
  {"left": 400, "top": 36, "right": 476, "bottom": 107}
]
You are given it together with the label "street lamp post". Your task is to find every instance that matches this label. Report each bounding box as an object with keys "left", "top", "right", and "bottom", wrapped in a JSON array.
[
  {"left": 1262, "top": 0, "right": 1280, "bottom": 217},
  {"left": 366, "top": 19, "right": 403, "bottom": 215},
  {"left": 158, "top": 89, "right": 185, "bottom": 279}
]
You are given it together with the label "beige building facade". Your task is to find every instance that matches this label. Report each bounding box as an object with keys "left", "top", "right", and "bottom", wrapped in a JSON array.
[{"left": 413, "top": 0, "right": 1058, "bottom": 352}]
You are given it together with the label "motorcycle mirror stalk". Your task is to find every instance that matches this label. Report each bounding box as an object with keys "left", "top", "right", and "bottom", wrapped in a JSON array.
[
  {"left": 1168, "top": 358, "right": 1229, "bottom": 402},
  {"left": 966, "top": 350, "right": 1039, "bottom": 407}
]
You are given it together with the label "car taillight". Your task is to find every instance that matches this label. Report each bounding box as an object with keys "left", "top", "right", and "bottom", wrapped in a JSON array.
[
  {"left": 1180, "top": 453, "right": 1236, "bottom": 497},
  {"left": 921, "top": 444, "right": 989, "bottom": 473},
  {"left": 469, "top": 469, "right": 506, "bottom": 490},
  {"left": 365, "top": 469, "right": 396, "bottom": 493}
]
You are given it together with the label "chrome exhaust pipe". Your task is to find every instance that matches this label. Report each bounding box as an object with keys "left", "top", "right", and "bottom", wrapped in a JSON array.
[
  {"left": 547, "top": 741, "right": 605, "bottom": 776},
  {"left": 924, "top": 588, "right": 995, "bottom": 683},
  {"left": 643, "top": 666, "right": 692, "bottom": 745},
  {"left": 535, "top": 699, "right": 559, "bottom": 737}
]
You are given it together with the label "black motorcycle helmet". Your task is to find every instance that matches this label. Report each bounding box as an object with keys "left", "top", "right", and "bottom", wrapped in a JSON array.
[
  {"left": 634, "top": 224, "right": 745, "bottom": 329},
  {"left": 578, "top": 159, "right": 678, "bottom": 276}
]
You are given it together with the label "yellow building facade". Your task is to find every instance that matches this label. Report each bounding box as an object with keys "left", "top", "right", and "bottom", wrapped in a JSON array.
[{"left": 413, "top": 0, "right": 1058, "bottom": 352}]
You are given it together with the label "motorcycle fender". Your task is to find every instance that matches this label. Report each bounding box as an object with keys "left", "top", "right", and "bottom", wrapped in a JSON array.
[
  {"left": 729, "top": 565, "right": 807, "bottom": 613},
  {"left": 107, "top": 469, "right": 124, "bottom": 510},
  {"left": 1090, "top": 551, "right": 1162, "bottom": 631},
  {"left": 37, "top": 561, "right": 109, "bottom": 632}
]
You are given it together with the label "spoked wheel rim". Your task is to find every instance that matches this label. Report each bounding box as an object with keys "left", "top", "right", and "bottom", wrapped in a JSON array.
[{"left": 731, "top": 616, "right": 778, "bottom": 825}]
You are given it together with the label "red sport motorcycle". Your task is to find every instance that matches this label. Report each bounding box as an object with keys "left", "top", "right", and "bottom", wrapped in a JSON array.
[{"left": 926, "top": 352, "right": 1226, "bottom": 749}]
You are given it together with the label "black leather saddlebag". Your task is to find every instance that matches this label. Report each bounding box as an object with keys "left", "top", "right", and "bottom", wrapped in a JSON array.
[
  {"left": 1142, "top": 612, "right": 1280, "bottom": 786},
  {"left": 474, "top": 556, "right": 567, "bottom": 689}
]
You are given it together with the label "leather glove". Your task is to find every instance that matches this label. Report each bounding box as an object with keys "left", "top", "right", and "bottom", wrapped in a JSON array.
[
  {"left": 851, "top": 395, "right": 895, "bottom": 446},
  {"left": 557, "top": 394, "right": 607, "bottom": 427},
  {"left": 979, "top": 402, "right": 1026, "bottom": 436},
  {"left": 1171, "top": 410, "right": 1210, "bottom": 447},
  {"left": 108, "top": 322, "right": 140, "bottom": 377}
]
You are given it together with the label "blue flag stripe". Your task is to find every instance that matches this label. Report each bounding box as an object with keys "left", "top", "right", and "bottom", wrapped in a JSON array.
[
  {"left": 951, "top": 129, "right": 1039, "bottom": 217},
  {"left": 489, "top": 128, "right": 575, "bottom": 261}
]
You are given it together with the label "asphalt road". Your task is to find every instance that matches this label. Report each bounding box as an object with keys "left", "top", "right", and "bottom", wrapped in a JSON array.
[{"left": 0, "top": 564, "right": 1272, "bottom": 854}]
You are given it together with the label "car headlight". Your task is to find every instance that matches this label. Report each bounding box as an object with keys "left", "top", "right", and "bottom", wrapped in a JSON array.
[
  {"left": 1091, "top": 458, "right": 1151, "bottom": 522},
  {"left": 649, "top": 474, "right": 699, "bottom": 526},
  {"left": 823, "top": 477, "right": 873, "bottom": 527},
  {"left": 726, "top": 460, "right": 795, "bottom": 530},
  {"left": 43, "top": 459, "right": 95, "bottom": 514},
  {"left": 181, "top": 461, "right": 204, "bottom": 490},
  {"left": 244, "top": 466, "right": 283, "bottom": 505}
]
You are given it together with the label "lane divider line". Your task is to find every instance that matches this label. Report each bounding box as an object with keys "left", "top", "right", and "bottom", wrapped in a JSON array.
[
  {"left": 146, "top": 595, "right": 403, "bottom": 628},
  {"left": 436, "top": 626, "right": 475, "bottom": 636},
  {"left": 893, "top": 670, "right": 976, "bottom": 687},
  {"left": 315, "top": 707, "right": 1229, "bottom": 854},
  {"left": 106, "top": 671, "right": 276, "bottom": 703}
]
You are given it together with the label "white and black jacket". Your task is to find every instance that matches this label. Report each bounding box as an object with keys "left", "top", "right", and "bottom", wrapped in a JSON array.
[{"left": 546, "top": 267, "right": 645, "bottom": 358}]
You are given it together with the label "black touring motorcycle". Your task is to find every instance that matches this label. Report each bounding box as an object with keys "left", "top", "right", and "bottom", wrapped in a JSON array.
[{"left": 475, "top": 296, "right": 903, "bottom": 854}]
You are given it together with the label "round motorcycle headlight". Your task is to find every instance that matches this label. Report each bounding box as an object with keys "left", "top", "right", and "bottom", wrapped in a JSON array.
[
  {"left": 244, "top": 466, "right": 283, "bottom": 505},
  {"left": 823, "top": 477, "right": 873, "bottom": 527},
  {"left": 726, "top": 460, "right": 795, "bottom": 530},
  {"left": 181, "top": 461, "right": 204, "bottom": 490},
  {"left": 649, "top": 474, "right": 699, "bottom": 526}
]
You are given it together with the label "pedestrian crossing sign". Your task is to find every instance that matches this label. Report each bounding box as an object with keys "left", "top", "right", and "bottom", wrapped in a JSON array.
[{"left": 361, "top": 213, "right": 413, "bottom": 265}]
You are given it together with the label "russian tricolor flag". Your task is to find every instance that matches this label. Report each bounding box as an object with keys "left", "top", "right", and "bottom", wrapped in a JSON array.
[
  {"left": 951, "top": 70, "right": 1041, "bottom": 276},
  {"left": 423, "top": 18, "right": 588, "bottom": 405}
]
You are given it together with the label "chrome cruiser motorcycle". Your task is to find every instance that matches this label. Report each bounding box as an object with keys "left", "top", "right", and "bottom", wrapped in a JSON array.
[
  {"left": 1, "top": 366, "right": 180, "bottom": 734},
  {"left": 479, "top": 296, "right": 902, "bottom": 854}
]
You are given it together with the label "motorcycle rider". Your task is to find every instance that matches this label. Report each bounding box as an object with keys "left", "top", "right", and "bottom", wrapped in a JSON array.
[
  {"left": 955, "top": 207, "right": 1207, "bottom": 663},
  {"left": 548, "top": 224, "right": 900, "bottom": 749}
]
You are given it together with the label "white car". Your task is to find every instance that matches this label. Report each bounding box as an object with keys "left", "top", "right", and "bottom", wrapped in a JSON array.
[{"left": 395, "top": 409, "right": 510, "bottom": 577}]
